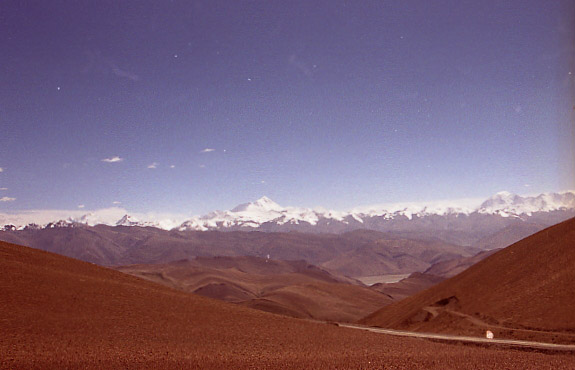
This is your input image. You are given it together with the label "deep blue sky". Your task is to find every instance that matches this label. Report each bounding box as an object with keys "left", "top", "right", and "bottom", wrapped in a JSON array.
[{"left": 1, "top": 0, "right": 574, "bottom": 214}]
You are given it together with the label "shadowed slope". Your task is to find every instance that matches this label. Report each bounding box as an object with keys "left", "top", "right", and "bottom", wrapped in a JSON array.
[
  {"left": 471, "top": 222, "right": 547, "bottom": 250},
  {"left": 423, "top": 249, "right": 501, "bottom": 278},
  {"left": 117, "top": 256, "right": 391, "bottom": 322},
  {"left": 0, "top": 226, "right": 476, "bottom": 279},
  {"left": 371, "top": 272, "right": 445, "bottom": 301},
  {"left": 361, "top": 218, "right": 575, "bottom": 344},
  {"left": 321, "top": 238, "right": 476, "bottom": 276},
  {"left": 1, "top": 241, "right": 573, "bottom": 369}
]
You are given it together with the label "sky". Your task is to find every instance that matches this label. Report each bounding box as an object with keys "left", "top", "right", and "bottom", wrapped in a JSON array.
[{"left": 1, "top": 0, "right": 574, "bottom": 217}]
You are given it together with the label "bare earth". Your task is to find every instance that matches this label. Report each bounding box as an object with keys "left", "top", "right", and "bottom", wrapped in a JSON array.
[
  {"left": 361, "top": 218, "right": 575, "bottom": 345},
  {"left": 1, "top": 241, "right": 574, "bottom": 369},
  {"left": 116, "top": 256, "right": 393, "bottom": 322}
]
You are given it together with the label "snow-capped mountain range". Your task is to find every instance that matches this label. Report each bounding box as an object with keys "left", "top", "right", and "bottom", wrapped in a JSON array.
[
  {"left": 176, "top": 191, "right": 575, "bottom": 231},
  {"left": 1, "top": 191, "right": 574, "bottom": 232}
]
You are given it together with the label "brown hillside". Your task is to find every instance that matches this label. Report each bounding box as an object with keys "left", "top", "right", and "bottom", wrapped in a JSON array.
[
  {"left": 0, "top": 226, "right": 475, "bottom": 279},
  {"left": 1, "top": 241, "right": 573, "bottom": 369},
  {"left": 321, "top": 238, "right": 475, "bottom": 276},
  {"left": 471, "top": 222, "right": 547, "bottom": 250},
  {"left": 371, "top": 272, "right": 445, "bottom": 301},
  {"left": 424, "top": 249, "right": 500, "bottom": 278},
  {"left": 117, "top": 256, "right": 390, "bottom": 322},
  {"left": 360, "top": 218, "right": 575, "bottom": 344}
]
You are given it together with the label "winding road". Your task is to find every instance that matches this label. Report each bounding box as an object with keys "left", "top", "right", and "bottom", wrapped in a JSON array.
[{"left": 338, "top": 323, "right": 575, "bottom": 352}]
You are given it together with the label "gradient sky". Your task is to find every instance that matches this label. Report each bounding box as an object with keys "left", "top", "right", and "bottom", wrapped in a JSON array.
[{"left": 1, "top": 0, "right": 574, "bottom": 215}]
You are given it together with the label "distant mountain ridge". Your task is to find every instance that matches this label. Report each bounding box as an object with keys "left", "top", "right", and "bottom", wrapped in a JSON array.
[
  {"left": 2, "top": 191, "right": 574, "bottom": 236},
  {"left": 177, "top": 191, "right": 575, "bottom": 232}
]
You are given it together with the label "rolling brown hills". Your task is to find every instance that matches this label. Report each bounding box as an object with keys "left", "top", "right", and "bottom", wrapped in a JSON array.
[
  {"left": 422, "top": 223, "right": 546, "bottom": 279},
  {"left": 360, "top": 218, "right": 575, "bottom": 345},
  {"left": 2, "top": 241, "right": 573, "bottom": 369},
  {"left": 371, "top": 272, "right": 445, "bottom": 301},
  {"left": 471, "top": 222, "right": 547, "bottom": 250},
  {"left": 0, "top": 225, "right": 476, "bottom": 278},
  {"left": 321, "top": 238, "right": 476, "bottom": 276},
  {"left": 116, "top": 256, "right": 393, "bottom": 322},
  {"left": 423, "top": 249, "right": 501, "bottom": 278}
]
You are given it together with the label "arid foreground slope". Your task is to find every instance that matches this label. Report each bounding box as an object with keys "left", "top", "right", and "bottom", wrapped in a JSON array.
[
  {"left": 1, "top": 241, "right": 572, "bottom": 369},
  {"left": 361, "top": 218, "right": 575, "bottom": 345}
]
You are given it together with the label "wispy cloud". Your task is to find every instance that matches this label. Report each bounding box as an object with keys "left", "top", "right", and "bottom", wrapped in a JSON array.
[
  {"left": 102, "top": 156, "right": 123, "bottom": 163},
  {"left": 0, "top": 188, "right": 7, "bottom": 191},
  {"left": 110, "top": 64, "right": 139, "bottom": 81},
  {"left": 0, "top": 167, "right": 3, "bottom": 172},
  {"left": 170, "top": 165, "right": 175, "bottom": 169},
  {"left": 201, "top": 148, "right": 215, "bottom": 153},
  {"left": 78, "top": 204, "right": 85, "bottom": 209},
  {"left": 112, "top": 201, "right": 121, "bottom": 205},
  {"left": 289, "top": 54, "right": 313, "bottom": 77},
  {"left": 0, "top": 197, "right": 16, "bottom": 202},
  {"left": 83, "top": 50, "right": 140, "bottom": 82},
  {"left": 147, "top": 162, "right": 158, "bottom": 169},
  {"left": 199, "top": 164, "right": 206, "bottom": 168}
]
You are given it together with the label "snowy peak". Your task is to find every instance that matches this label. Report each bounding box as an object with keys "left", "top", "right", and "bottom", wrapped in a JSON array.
[
  {"left": 2, "top": 191, "right": 574, "bottom": 232},
  {"left": 178, "top": 196, "right": 322, "bottom": 231},
  {"left": 177, "top": 191, "right": 575, "bottom": 231},
  {"left": 46, "top": 220, "right": 75, "bottom": 229},
  {"left": 254, "top": 196, "right": 283, "bottom": 210},
  {"left": 116, "top": 214, "right": 142, "bottom": 227},
  {"left": 478, "top": 191, "right": 575, "bottom": 216},
  {"left": 231, "top": 196, "right": 283, "bottom": 213},
  {"left": 479, "top": 191, "right": 521, "bottom": 212}
]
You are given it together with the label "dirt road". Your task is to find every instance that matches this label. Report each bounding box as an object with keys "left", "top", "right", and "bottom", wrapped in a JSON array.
[{"left": 338, "top": 323, "right": 575, "bottom": 352}]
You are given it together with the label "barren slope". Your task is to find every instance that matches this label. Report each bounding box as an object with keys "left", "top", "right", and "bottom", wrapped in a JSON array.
[
  {"left": 471, "top": 222, "right": 547, "bottom": 250},
  {"left": 424, "top": 249, "right": 501, "bottom": 278},
  {"left": 371, "top": 272, "right": 445, "bottom": 301},
  {"left": 0, "top": 226, "right": 476, "bottom": 279},
  {"left": 117, "top": 256, "right": 390, "bottom": 322},
  {"left": 1, "top": 241, "right": 573, "bottom": 369},
  {"left": 361, "top": 218, "right": 575, "bottom": 344},
  {"left": 321, "top": 238, "right": 475, "bottom": 277}
]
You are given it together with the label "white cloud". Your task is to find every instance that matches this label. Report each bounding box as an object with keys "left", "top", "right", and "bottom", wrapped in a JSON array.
[
  {"left": 0, "top": 197, "right": 16, "bottom": 202},
  {"left": 0, "top": 167, "right": 3, "bottom": 172},
  {"left": 170, "top": 165, "right": 175, "bottom": 169},
  {"left": 112, "top": 201, "right": 121, "bottom": 205},
  {"left": 78, "top": 204, "right": 85, "bottom": 209},
  {"left": 148, "top": 162, "right": 158, "bottom": 169},
  {"left": 0, "top": 188, "right": 7, "bottom": 191},
  {"left": 102, "top": 156, "right": 123, "bottom": 163},
  {"left": 199, "top": 164, "right": 206, "bottom": 168},
  {"left": 201, "top": 148, "right": 215, "bottom": 153}
]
